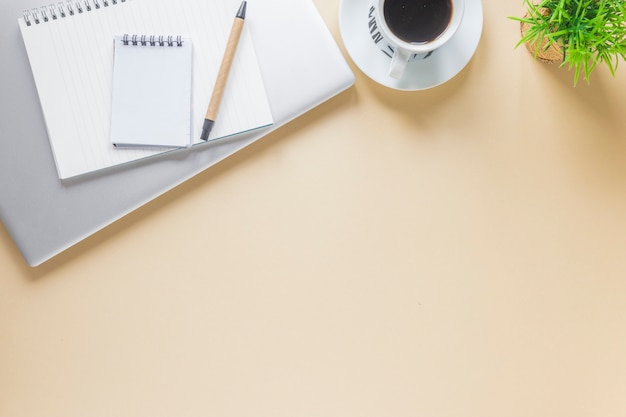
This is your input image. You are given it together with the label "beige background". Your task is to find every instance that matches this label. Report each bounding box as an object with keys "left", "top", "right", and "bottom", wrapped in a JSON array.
[{"left": 3, "top": 0, "right": 626, "bottom": 416}]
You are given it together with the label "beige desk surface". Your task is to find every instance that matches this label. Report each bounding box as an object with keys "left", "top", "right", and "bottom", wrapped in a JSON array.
[{"left": 3, "top": 1, "right": 626, "bottom": 416}]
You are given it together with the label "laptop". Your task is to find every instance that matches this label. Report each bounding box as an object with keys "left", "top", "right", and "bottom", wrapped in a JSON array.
[{"left": 0, "top": 0, "right": 355, "bottom": 266}]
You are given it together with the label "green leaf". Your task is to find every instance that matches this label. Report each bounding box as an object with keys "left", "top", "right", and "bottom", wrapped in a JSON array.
[{"left": 510, "top": 0, "right": 626, "bottom": 85}]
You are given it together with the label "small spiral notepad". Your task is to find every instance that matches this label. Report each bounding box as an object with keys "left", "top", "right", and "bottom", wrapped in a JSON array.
[
  {"left": 18, "top": 0, "right": 273, "bottom": 179},
  {"left": 110, "top": 34, "right": 192, "bottom": 148}
]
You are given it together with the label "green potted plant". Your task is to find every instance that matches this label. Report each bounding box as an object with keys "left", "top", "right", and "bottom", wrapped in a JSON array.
[{"left": 511, "top": 0, "right": 626, "bottom": 85}]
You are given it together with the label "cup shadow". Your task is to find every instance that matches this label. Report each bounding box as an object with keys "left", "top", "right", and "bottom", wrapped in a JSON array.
[{"left": 362, "top": 49, "right": 476, "bottom": 129}]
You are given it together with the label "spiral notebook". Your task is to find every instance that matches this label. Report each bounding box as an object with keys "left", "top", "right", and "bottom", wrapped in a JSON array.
[
  {"left": 110, "top": 34, "right": 193, "bottom": 148},
  {"left": 18, "top": 0, "right": 273, "bottom": 179}
]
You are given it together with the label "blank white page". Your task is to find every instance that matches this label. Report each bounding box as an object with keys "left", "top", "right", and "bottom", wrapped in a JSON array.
[
  {"left": 110, "top": 35, "right": 192, "bottom": 148},
  {"left": 18, "top": 0, "right": 273, "bottom": 179}
]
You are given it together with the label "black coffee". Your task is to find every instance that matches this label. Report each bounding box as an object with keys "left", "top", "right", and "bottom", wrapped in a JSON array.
[{"left": 383, "top": 0, "right": 453, "bottom": 44}]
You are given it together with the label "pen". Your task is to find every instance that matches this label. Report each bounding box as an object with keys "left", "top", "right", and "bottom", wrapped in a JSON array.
[{"left": 201, "top": 1, "right": 247, "bottom": 141}]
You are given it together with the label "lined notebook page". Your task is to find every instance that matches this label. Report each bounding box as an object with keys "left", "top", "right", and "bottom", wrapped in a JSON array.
[
  {"left": 110, "top": 35, "right": 193, "bottom": 148},
  {"left": 18, "top": 0, "right": 273, "bottom": 179}
]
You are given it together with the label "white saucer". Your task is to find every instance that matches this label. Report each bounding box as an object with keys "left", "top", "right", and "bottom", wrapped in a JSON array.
[{"left": 339, "top": 0, "right": 483, "bottom": 91}]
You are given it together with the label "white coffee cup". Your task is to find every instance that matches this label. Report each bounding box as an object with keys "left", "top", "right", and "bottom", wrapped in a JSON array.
[{"left": 370, "top": 0, "right": 465, "bottom": 79}]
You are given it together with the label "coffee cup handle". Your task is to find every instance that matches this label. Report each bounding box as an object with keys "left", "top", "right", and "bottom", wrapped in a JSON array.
[{"left": 389, "top": 47, "right": 412, "bottom": 79}]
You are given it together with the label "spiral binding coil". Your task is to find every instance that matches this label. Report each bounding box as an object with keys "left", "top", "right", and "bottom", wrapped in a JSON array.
[
  {"left": 120, "top": 34, "right": 184, "bottom": 47},
  {"left": 23, "top": 0, "right": 126, "bottom": 26}
]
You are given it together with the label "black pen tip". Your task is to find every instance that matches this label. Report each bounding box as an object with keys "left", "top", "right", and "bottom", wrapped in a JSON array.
[
  {"left": 201, "top": 119, "right": 214, "bottom": 141},
  {"left": 237, "top": 1, "right": 247, "bottom": 19}
]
